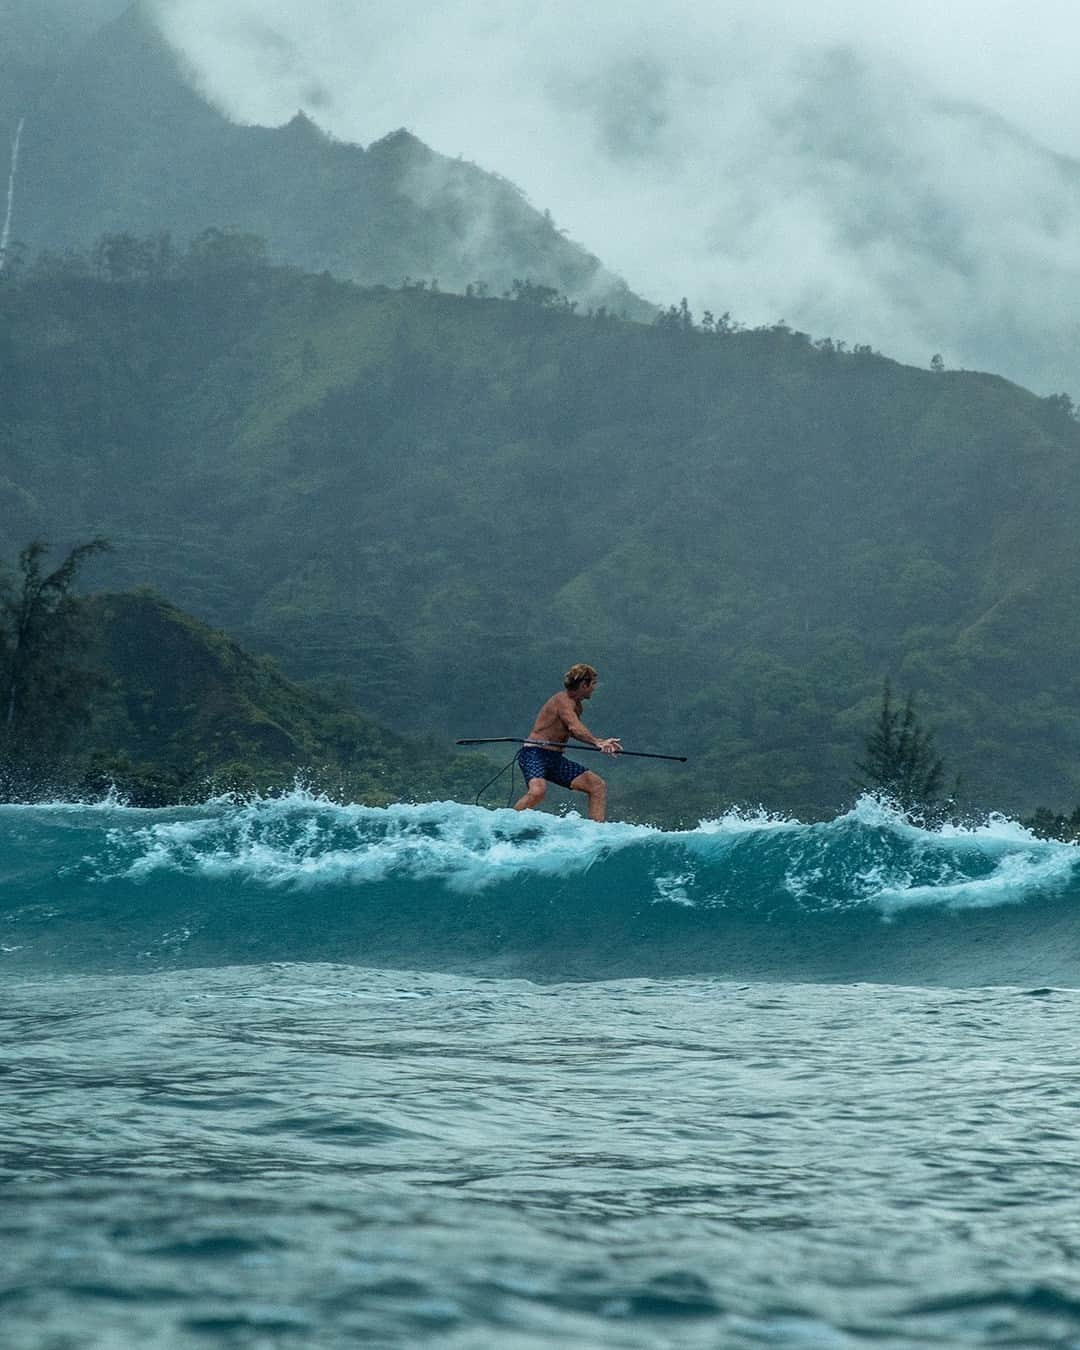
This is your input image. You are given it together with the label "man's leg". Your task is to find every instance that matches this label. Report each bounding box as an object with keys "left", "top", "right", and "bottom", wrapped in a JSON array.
[
  {"left": 514, "top": 777, "right": 547, "bottom": 811},
  {"left": 569, "top": 770, "right": 607, "bottom": 822}
]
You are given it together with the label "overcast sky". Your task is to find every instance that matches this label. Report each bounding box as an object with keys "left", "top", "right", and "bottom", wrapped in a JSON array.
[{"left": 148, "top": 0, "right": 1080, "bottom": 392}]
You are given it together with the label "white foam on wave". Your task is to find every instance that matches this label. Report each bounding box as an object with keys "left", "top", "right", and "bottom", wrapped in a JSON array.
[
  {"left": 0, "top": 784, "right": 140, "bottom": 816},
  {"left": 106, "top": 793, "right": 656, "bottom": 890},
  {"left": 779, "top": 796, "right": 1080, "bottom": 913},
  {"left": 696, "top": 805, "right": 804, "bottom": 834},
  {"left": 873, "top": 844, "right": 1080, "bottom": 913},
  {"left": 99, "top": 789, "right": 871, "bottom": 892},
  {"left": 57, "top": 788, "right": 1080, "bottom": 914},
  {"left": 697, "top": 795, "right": 1050, "bottom": 852},
  {"left": 842, "top": 794, "right": 1036, "bottom": 843}
]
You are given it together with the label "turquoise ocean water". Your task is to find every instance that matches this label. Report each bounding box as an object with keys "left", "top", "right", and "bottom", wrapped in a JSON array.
[{"left": 4, "top": 793, "right": 1080, "bottom": 1348}]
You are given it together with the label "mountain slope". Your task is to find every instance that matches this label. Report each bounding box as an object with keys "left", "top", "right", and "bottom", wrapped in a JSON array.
[
  {"left": 8, "top": 2, "right": 652, "bottom": 318},
  {"left": 80, "top": 591, "right": 488, "bottom": 805},
  {"left": 3, "top": 263, "right": 1080, "bottom": 817}
]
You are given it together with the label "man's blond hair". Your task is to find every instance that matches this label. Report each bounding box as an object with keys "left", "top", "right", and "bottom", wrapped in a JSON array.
[{"left": 564, "top": 663, "right": 598, "bottom": 691}]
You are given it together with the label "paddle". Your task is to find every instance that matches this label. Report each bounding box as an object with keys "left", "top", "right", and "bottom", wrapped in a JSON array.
[{"left": 456, "top": 738, "right": 687, "bottom": 763}]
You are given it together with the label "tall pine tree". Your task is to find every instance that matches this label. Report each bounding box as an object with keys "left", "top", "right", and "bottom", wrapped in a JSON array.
[
  {"left": 855, "top": 679, "right": 945, "bottom": 817},
  {"left": 0, "top": 538, "right": 110, "bottom": 782}
]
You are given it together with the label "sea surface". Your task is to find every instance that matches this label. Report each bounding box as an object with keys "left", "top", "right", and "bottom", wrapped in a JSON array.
[{"left": 4, "top": 792, "right": 1080, "bottom": 1348}]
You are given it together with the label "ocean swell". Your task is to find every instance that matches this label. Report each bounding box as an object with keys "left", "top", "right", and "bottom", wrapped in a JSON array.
[{"left": 2, "top": 793, "right": 1078, "bottom": 985}]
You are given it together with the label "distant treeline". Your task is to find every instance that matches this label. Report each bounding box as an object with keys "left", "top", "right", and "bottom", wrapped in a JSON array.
[
  {"left": 6, "top": 228, "right": 1079, "bottom": 423},
  {"left": 1, "top": 226, "right": 271, "bottom": 283}
]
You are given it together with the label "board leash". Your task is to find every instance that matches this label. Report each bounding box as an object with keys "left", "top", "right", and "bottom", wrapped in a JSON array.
[{"left": 471, "top": 750, "right": 521, "bottom": 806}]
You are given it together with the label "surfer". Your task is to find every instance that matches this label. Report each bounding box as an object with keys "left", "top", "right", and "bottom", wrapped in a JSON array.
[{"left": 514, "top": 664, "right": 621, "bottom": 821}]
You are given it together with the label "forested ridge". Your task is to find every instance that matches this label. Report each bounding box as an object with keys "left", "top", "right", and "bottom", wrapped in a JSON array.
[
  {"left": 2, "top": 1, "right": 650, "bottom": 322},
  {"left": 3, "top": 251, "right": 1080, "bottom": 819},
  {"left": 81, "top": 592, "right": 489, "bottom": 807}
]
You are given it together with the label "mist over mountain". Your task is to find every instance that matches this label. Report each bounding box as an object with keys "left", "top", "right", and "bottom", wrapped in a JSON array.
[
  {"left": 148, "top": 0, "right": 1080, "bottom": 396},
  {"left": 3, "top": 3, "right": 651, "bottom": 317}
]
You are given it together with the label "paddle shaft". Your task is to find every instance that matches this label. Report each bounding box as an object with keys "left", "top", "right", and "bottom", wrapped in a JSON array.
[{"left": 455, "top": 737, "right": 687, "bottom": 763}]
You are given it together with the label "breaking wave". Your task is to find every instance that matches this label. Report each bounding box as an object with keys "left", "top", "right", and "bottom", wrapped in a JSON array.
[{"left": 3, "top": 792, "right": 1078, "bottom": 985}]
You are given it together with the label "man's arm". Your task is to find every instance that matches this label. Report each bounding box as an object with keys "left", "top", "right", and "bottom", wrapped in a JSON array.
[{"left": 557, "top": 694, "right": 621, "bottom": 755}]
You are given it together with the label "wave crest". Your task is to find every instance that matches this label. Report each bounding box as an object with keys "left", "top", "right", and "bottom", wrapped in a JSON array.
[{"left": 2, "top": 793, "right": 1077, "bottom": 984}]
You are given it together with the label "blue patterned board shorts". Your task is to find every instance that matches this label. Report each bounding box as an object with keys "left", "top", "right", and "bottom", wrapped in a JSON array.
[{"left": 517, "top": 745, "right": 588, "bottom": 789}]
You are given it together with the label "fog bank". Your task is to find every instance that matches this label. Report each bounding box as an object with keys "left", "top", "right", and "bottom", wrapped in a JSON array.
[{"left": 148, "top": 0, "right": 1080, "bottom": 393}]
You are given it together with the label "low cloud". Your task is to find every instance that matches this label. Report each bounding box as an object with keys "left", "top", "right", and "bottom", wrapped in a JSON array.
[{"left": 149, "top": 0, "right": 1080, "bottom": 393}]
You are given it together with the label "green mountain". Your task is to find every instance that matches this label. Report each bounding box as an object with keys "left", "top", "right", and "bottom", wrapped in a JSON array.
[
  {"left": 5, "top": 2, "right": 651, "bottom": 319},
  {"left": 3, "top": 257, "right": 1080, "bottom": 819},
  {"left": 79, "top": 590, "right": 487, "bottom": 807}
]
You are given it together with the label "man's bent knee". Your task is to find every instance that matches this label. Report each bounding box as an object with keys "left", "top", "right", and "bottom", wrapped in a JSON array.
[
  {"left": 570, "top": 770, "right": 607, "bottom": 821},
  {"left": 513, "top": 778, "right": 548, "bottom": 812}
]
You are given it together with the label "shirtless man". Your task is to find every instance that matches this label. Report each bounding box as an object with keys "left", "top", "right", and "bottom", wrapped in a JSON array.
[{"left": 513, "top": 663, "right": 621, "bottom": 821}]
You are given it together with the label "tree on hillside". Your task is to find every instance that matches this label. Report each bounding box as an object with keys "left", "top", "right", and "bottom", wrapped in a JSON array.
[
  {"left": 508, "top": 278, "right": 576, "bottom": 310},
  {"left": 0, "top": 538, "right": 111, "bottom": 770},
  {"left": 185, "top": 227, "right": 268, "bottom": 275},
  {"left": 855, "top": 679, "right": 946, "bottom": 817},
  {"left": 92, "top": 231, "right": 155, "bottom": 282},
  {"left": 655, "top": 297, "right": 695, "bottom": 332}
]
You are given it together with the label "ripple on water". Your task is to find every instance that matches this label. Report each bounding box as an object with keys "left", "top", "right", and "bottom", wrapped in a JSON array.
[{"left": 4, "top": 966, "right": 1080, "bottom": 1348}]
